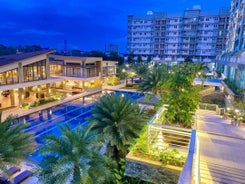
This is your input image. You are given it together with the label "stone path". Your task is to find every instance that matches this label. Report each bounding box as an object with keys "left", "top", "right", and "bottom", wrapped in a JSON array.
[{"left": 197, "top": 110, "right": 245, "bottom": 184}]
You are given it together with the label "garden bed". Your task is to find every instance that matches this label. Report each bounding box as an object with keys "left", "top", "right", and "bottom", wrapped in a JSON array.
[{"left": 125, "top": 152, "right": 182, "bottom": 184}]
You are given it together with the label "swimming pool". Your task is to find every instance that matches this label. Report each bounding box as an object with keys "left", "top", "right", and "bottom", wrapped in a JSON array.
[{"left": 17, "top": 91, "right": 143, "bottom": 162}]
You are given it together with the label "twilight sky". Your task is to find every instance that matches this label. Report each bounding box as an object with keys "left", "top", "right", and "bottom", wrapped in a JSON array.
[{"left": 0, "top": 0, "right": 231, "bottom": 53}]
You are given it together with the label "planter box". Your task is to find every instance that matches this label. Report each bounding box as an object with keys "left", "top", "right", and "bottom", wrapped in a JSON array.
[{"left": 125, "top": 152, "right": 182, "bottom": 184}]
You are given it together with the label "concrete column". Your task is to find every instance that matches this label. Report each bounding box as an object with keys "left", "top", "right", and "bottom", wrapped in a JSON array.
[
  {"left": 46, "top": 56, "right": 50, "bottom": 79},
  {"left": 47, "top": 110, "right": 52, "bottom": 120},
  {"left": 46, "top": 84, "right": 50, "bottom": 98},
  {"left": 2, "top": 73, "right": 6, "bottom": 84},
  {"left": 53, "top": 83, "right": 57, "bottom": 94},
  {"left": 10, "top": 90, "right": 15, "bottom": 106},
  {"left": 18, "top": 88, "right": 24, "bottom": 106},
  {"left": 18, "top": 63, "right": 23, "bottom": 83},
  {"left": 37, "top": 85, "right": 41, "bottom": 99}
]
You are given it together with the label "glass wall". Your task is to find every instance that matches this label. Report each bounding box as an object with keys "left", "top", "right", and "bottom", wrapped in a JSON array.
[
  {"left": 0, "top": 68, "right": 18, "bottom": 85},
  {"left": 66, "top": 67, "right": 82, "bottom": 77},
  {"left": 50, "top": 63, "right": 63, "bottom": 75},
  {"left": 23, "top": 60, "right": 47, "bottom": 82}
]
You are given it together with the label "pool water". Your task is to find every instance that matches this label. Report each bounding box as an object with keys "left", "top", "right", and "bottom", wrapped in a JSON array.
[{"left": 16, "top": 91, "right": 143, "bottom": 163}]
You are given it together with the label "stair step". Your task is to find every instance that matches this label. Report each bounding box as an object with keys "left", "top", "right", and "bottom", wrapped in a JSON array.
[
  {"left": 200, "top": 162, "right": 245, "bottom": 176},
  {"left": 200, "top": 175, "right": 245, "bottom": 184},
  {"left": 199, "top": 162, "right": 245, "bottom": 184},
  {"left": 200, "top": 165, "right": 245, "bottom": 178}
]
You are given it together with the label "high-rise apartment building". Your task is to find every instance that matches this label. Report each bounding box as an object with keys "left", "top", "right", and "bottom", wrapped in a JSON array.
[
  {"left": 216, "top": 0, "right": 245, "bottom": 89},
  {"left": 226, "top": 0, "right": 245, "bottom": 52},
  {"left": 127, "top": 6, "right": 229, "bottom": 62}
]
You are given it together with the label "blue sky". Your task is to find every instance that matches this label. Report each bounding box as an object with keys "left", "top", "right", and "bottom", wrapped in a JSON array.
[{"left": 0, "top": 0, "right": 231, "bottom": 53}]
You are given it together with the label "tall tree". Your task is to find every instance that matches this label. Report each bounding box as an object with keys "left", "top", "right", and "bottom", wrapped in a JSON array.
[
  {"left": 36, "top": 124, "right": 113, "bottom": 184},
  {"left": 88, "top": 93, "right": 147, "bottom": 161},
  {"left": 132, "top": 63, "right": 148, "bottom": 81},
  {"left": 139, "top": 65, "right": 168, "bottom": 95},
  {"left": 163, "top": 63, "right": 202, "bottom": 127},
  {"left": 0, "top": 113, "right": 35, "bottom": 177}
]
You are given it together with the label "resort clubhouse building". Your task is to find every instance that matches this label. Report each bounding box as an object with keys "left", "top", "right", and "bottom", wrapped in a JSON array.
[{"left": 0, "top": 50, "right": 117, "bottom": 109}]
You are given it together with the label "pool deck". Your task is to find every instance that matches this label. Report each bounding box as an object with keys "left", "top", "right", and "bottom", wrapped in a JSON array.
[
  {"left": 1, "top": 88, "right": 104, "bottom": 121},
  {"left": 1, "top": 84, "right": 129, "bottom": 121},
  {"left": 197, "top": 109, "right": 245, "bottom": 184}
]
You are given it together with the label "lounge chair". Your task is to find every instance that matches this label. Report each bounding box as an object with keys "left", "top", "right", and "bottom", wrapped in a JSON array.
[
  {"left": 13, "top": 170, "right": 32, "bottom": 184},
  {"left": 7, "top": 167, "right": 21, "bottom": 176},
  {"left": 0, "top": 177, "right": 11, "bottom": 184}
]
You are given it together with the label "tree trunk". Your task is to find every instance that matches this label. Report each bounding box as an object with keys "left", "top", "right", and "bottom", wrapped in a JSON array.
[{"left": 73, "top": 163, "right": 81, "bottom": 184}]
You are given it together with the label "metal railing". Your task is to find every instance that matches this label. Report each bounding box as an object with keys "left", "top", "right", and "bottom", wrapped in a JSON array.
[
  {"left": 147, "top": 105, "right": 192, "bottom": 153},
  {"left": 147, "top": 105, "right": 200, "bottom": 183},
  {"left": 199, "top": 103, "right": 225, "bottom": 116},
  {"left": 178, "top": 130, "right": 200, "bottom": 184}
]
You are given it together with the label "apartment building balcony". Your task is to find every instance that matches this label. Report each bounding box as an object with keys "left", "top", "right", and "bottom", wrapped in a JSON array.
[{"left": 182, "top": 33, "right": 197, "bottom": 37}]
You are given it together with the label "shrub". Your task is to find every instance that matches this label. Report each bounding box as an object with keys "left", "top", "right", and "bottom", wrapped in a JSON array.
[
  {"left": 130, "top": 127, "right": 185, "bottom": 167},
  {"left": 159, "top": 148, "right": 185, "bottom": 166},
  {"left": 22, "top": 103, "right": 30, "bottom": 109}
]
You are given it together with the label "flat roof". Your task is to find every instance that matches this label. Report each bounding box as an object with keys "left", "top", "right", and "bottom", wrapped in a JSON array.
[{"left": 0, "top": 50, "right": 55, "bottom": 67}]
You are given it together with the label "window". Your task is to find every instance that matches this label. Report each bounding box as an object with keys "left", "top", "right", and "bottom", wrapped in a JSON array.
[
  {"left": 0, "top": 68, "right": 18, "bottom": 85},
  {"left": 23, "top": 60, "right": 47, "bottom": 82}
]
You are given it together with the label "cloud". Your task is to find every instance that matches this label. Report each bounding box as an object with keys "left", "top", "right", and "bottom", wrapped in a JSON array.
[{"left": 16, "top": 29, "right": 64, "bottom": 36}]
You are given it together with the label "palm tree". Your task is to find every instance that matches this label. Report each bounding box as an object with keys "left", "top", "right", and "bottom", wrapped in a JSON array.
[
  {"left": 0, "top": 112, "right": 35, "bottom": 177},
  {"left": 88, "top": 93, "right": 147, "bottom": 161},
  {"left": 139, "top": 65, "right": 167, "bottom": 95},
  {"left": 132, "top": 63, "right": 148, "bottom": 81},
  {"left": 36, "top": 123, "right": 113, "bottom": 184}
]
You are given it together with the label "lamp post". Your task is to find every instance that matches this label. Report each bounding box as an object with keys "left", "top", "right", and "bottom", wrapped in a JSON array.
[{"left": 122, "top": 69, "right": 127, "bottom": 86}]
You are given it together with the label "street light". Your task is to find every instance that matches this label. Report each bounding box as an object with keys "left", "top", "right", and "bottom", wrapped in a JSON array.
[{"left": 122, "top": 69, "right": 127, "bottom": 86}]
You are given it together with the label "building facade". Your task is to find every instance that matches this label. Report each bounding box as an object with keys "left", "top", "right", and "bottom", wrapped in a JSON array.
[
  {"left": 0, "top": 50, "right": 61, "bottom": 109},
  {"left": 0, "top": 51, "right": 117, "bottom": 109},
  {"left": 127, "top": 6, "right": 229, "bottom": 62},
  {"left": 216, "top": 0, "right": 245, "bottom": 89},
  {"left": 226, "top": 0, "right": 245, "bottom": 52}
]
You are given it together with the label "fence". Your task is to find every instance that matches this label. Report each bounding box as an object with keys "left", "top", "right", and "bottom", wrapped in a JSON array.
[
  {"left": 199, "top": 103, "right": 225, "bottom": 116},
  {"left": 147, "top": 105, "right": 200, "bottom": 183},
  {"left": 147, "top": 105, "right": 192, "bottom": 153}
]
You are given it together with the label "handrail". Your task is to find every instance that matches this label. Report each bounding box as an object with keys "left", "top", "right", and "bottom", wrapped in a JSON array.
[
  {"left": 178, "top": 130, "right": 199, "bottom": 184},
  {"left": 199, "top": 103, "right": 225, "bottom": 115}
]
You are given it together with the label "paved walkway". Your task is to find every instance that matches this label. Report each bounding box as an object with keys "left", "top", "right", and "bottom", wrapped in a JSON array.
[{"left": 197, "top": 110, "right": 245, "bottom": 184}]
